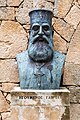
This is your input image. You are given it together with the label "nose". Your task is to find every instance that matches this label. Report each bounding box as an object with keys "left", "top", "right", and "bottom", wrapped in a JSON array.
[{"left": 38, "top": 26, "right": 43, "bottom": 35}]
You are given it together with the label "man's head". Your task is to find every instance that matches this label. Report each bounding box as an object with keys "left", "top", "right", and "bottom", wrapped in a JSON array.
[{"left": 28, "top": 9, "right": 54, "bottom": 62}]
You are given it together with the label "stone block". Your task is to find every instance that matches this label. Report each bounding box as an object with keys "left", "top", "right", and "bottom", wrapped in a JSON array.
[
  {"left": 64, "top": 5, "right": 80, "bottom": 29},
  {"left": 16, "top": 7, "right": 30, "bottom": 25},
  {"left": 11, "top": 87, "right": 70, "bottom": 120},
  {"left": 0, "top": 0, "right": 6, "bottom": 6},
  {"left": 2, "top": 83, "right": 19, "bottom": 92},
  {"left": 6, "top": 94, "right": 11, "bottom": 102},
  {"left": 54, "top": 18, "right": 74, "bottom": 42},
  {"left": 23, "top": 0, "right": 33, "bottom": 8},
  {"left": 67, "top": 86, "right": 80, "bottom": 103},
  {"left": 0, "top": 21, "right": 28, "bottom": 58},
  {"left": 0, "top": 59, "right": 19, "bottom": 83},
  {"left": 54, "top": 32, "right": 67, "bottom": 54},
  {"left": 54, "top": 0, "right": 73, "bottom": 18},
  {"left": 7, "top": 0, "right": 23, "bottom": 6},
  {"left": 33, "top": 0, "right": 54, "bottom": 11},
  {"left": 16, "top": 0, "right": 33, "bottom": 24},
  {"left": 0, "top": 7, "right": 15, "bottom": 20},
  {"left": 63, "top": 24, "right": 80, "bottom": 85},
  {"left": 0, "top": 91, "right": 10, "bottom": 112},
  {"left": 65, "top": 23, "right": 80, "bottom": 64},
  {"left": 1, "top": 112, "right": 10, "bottom": 120},
  {"left": 70, "top": 104, "right": 80, "bottom": 120},
  {"left": 78, "top": 0, "right": 80, "bottom": 5},
  {"left": 11, "top": 107, "right": 19, "bottom": 120},
  {"left": 63, "top": 62, "right": 80, "bottom": 85}
]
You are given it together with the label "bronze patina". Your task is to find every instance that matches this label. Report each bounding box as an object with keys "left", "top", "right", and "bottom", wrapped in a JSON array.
[{"left": 16, "top": 9, "right": 65, "bottom": 89}]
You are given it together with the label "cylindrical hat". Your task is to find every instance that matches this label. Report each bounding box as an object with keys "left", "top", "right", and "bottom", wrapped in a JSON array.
[{"left": 29, "top": 9, "right": 53, "bottom": 26}]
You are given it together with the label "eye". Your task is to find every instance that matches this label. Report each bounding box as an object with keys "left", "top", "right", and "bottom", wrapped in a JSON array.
[
  {"left": 32, "top": 25, "right": 39, "bottom": 31},
  {"left": 43, "top": 25, "right": 49, "bottom": 31}
]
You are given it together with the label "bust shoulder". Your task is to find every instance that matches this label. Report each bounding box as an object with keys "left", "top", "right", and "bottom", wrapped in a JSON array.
[{"left": 16, "top": 50, "right": 28, "bottom": 63}]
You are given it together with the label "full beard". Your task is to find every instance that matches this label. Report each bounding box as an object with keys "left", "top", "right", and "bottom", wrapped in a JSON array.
[{"left": 28, "top": 41, "right": 53, "bottom": 62}]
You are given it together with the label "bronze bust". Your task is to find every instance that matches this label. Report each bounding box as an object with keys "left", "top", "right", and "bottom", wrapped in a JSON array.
[{"left": 16, "top": 9, "right": 65, "bottom": 89}]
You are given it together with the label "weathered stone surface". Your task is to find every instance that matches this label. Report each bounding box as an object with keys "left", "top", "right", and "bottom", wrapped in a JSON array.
[
  {"left": 3, "top": 92, "right": 7, "bottom": 97},
  {"left": 0, "top": 7, "right": 15, "bottom": 20},
  {"left": 7, "top": 0, "right": 23, "bottom": 6},
  {"left": 2, "top": 83, "right": 19, "bottom": 92},
  {"left": 11, "top": 107, "right": 19, "bottom": 120},
  {"left": 63, "top": 62, "right": 80, "bottom": 85},
  {"left": 33, "top": 0, "right": 54, "bottom": 11},
  {"left": 54, "top": 32, "right": 67, "bottom": 54},
  {"left": 65, "top": 24, "right": 80, "bottom": 64},
  {"left": 23, "top": 0, "right": 33, "bottom": 8},
  {"left": 16, "top": 0, "right": 33, "bottom": 24},
  {"left": 0, "top": 21, "right": 28, "bottom": 58},
  {"left": 16, "top": 7, "right": 30, "bottom": 24},
  {"left": 0, "top": 59, "right": 19, "bottom": 83},
  {"left": 11, "top": 87, "right": 70, "bottom": 107},
  {"left": 54, "top": 18, "right": 74, "bottom": 42},
  {"left": 78, "top": 0, "right": 80, "bottom": 5},
  {"left": 70, "top": 104, "right": 80, "bottom": 120},
  {"left": 0, "top": 0, "right": 6, "bottom": 6},
  {"left": 6, "top": 94, "right": 11, "bottom": 102},
  {"left": 67, "top": 86, "right": 80, "bottom": 103},
  {"left": 21, "top": 107, "right": 39, "bottom": 120},
  {"left": 64, "top": 5, "right": 80, "bottom": 29},
  {"left": 54, "top": 0, "right": 73, "bottom": 18},
  {"left": 1, "top": 112, "right": 10, "bottom": 120},
  {"left": 63, "top": 24, "right": 80, "bottom": 85},
  {"left": 11, "top": 87, "right": 70, "bottom": 120},
  {"left": 0, "top": 91, "right": 10, "bottom": 112}
]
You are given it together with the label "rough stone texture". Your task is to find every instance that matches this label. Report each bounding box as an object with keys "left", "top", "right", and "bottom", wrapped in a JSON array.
[
  {"left": 7, "top": 0, "right": 23, "bottom": 6},
  {"left": 21, "top": 107, "right": 39, "bottom": 120},
  {"left": 65, "top": 24, "right": 80, "bottom": 64},
  {"left": 0, "top": 21, "right": 28, "bottom": 58},
  {"left": 11, "top": 107, "right": 20, "bottom": 120},
  {"left": 0, "top": 59, "right": 19, "bottom": 83},
  {"left": 0, "top": 0, "right": 6, "bottom": 6},
  {"left": 2, "top": 83, "right": 19, "bottom": 92},
  {"left": 53, "top": 18, "right": 74, "bottom": 42},
  {"left": 33, "top": 0, "right": 54, "bottom": 11},
  {"left": 63, "top": 24, "right": 80, "bottom": 85},
  {"left": 16, "top": 7, "right": 30, "bottom": 25},
  {"left": 11, "top": 87, "right": 70, "bottom": 120},
  {"left": 23, "top": 0, "right": 33, "bottom": 8},
  {"left": 1, "top": 112, "right": 10, "bottom": 120},
  {"left": 54, "top": 32, "right": 67, "bottom": 54},
  {"left": 16, "top": 0, "right": 33, "bottom": 24},
  {"left": 67, "top": 86, "right": 80, "bottom": 103},
  {"left": 54, "top": 0, "right": 73, "bottom": 18},
  {"left": 63, "top": 63, "right": 80, "bottom": 85},
  {"left": 0, "top": 91, "right": 10, "bottom": 112},
  {"left": 70, "top": 104, "right": 80, "bottom": 120},
  {"left": 0, "top": 7, "right": 15, "bottom": 20},
  {"left": 6, "top": 94, "right": 11, "bottom": 103},
  {"left": 64, "top": 5, "right": 80, "bottom": 29},
  {"left": 78, "top": 0, "right": 80, "bottom": 5}
]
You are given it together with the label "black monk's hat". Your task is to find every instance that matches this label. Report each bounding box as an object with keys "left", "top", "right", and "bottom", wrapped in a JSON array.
[{"left": 29, "top": 9, "right": 53, "bottom": 26}]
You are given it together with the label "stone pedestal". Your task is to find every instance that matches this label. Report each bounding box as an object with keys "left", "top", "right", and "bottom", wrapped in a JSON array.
[{"left": 11, "top": 87, "right": 70, "bottom": 120}]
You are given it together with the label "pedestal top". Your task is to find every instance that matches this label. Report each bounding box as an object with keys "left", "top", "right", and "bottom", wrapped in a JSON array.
[{"left": 11, "top": 87, "right": 70, "bottom": 93}]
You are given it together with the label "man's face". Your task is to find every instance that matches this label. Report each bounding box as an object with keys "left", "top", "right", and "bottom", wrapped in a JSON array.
[{"left": 28, "top": 22, "right": 53, "bottom": 62}]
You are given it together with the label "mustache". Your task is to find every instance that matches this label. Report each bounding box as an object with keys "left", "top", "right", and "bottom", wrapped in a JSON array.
[{"left": 32, "top": 35, "right": 49, "bottom": 44}]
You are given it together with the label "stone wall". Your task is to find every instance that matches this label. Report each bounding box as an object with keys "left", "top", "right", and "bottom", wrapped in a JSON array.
[{"left": 0, "top": 0, "right": 80, "bottom": 119}]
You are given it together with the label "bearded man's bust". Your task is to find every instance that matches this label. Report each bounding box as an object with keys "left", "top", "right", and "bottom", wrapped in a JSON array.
[{"left": 16, "top": 9, "right": 65, "bottom": 89}]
